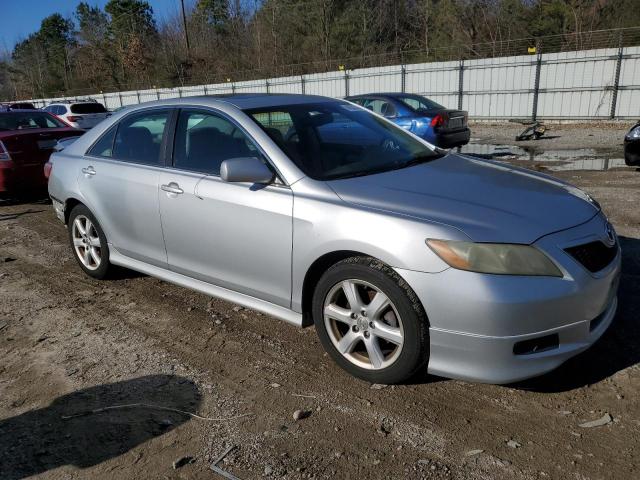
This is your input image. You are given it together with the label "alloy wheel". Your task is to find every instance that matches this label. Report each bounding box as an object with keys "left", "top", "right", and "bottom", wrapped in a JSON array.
[
  {"left": 323, "top": 279, "right": 404, "bottom": 370},
  {"left": 71, "top": 215, "right": 102, "bottom": 271}
]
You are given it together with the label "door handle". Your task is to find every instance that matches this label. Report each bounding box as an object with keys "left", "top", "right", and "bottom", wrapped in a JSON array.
[
  {"left": 81, "top": 166, "right": 96, "bottom": 176},
  {"left": 161, "top": 182, "right": 184, "bottom": 195}
]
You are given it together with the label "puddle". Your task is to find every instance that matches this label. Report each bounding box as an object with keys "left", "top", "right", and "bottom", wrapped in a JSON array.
[{"left": 459, "top": 143, "right": 628, "bottom": 172}]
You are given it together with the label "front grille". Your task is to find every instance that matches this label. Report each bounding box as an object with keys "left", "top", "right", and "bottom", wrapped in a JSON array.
[{"left": 565, "top": 241, "right": 617, "bottom": 273}]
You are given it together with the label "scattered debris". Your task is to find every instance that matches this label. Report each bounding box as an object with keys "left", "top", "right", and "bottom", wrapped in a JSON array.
[
  {"left": 293, "top": 409, "right": 311, "bottom": 421},
  {"left": 291, "top": 393, "right": 316, "bottom": 399},
  {"left": 466, "top": 449, "right": 484, "bottom": 456},
  {"left": 210, "top": 445, "right": 241, "bottom": 480},
  {"left": 60, "top": 403, "right": 253, "bottom": 422},
  {"left": 158, "top": 419, "right": 173, "bottom": 429},
  {"left": 269, "top": 383, "right": 281, "bottom": 388},
  {"left": 232, "top": 306, "right": 243, "bottom": 312},
  {"left": 264, "top": 465, "right": 273, "bottom": 475},
  {"left": 579, "top": 413, "right": 613, "bottom": 428},
  {"left": 3, "top": 256, "right": 16, "bottom": 262},
  {"left": 506, "top": 440, "right": 522, "bottom": 448},
  {"left": 0, "top": 322, "right": 7, "bottom": 332},
  {"left": 558, "top": 410, "right": 573, "bottom": 415},
  {"left": 370, "top": 383, "right": 387, "bottom": 390},
  {"left": 172, "top": 455, "right": 195, "bottom": 469}
]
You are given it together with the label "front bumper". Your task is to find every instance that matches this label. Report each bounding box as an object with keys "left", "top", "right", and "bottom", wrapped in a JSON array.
[{"left": 397, "top": 213, "right": 621, "bottom": 384}]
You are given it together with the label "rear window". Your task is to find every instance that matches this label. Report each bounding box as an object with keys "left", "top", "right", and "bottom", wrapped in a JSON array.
[
  {"left": 0, "top": 112, "right": 67, "bottom": 131},
  {"left": 71, "top": 103, "right": 107, "bottom": 114},
  {"left": 396, "top": 95, "right": 444, "bottom": 112}
]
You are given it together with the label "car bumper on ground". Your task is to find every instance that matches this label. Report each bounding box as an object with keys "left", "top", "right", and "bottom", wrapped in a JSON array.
[
  {"left": 435, "top": 128, "right": 471, "bottom": 148},
  {"left": 396, "top": 212, "right": 621, "bottom": 384}
]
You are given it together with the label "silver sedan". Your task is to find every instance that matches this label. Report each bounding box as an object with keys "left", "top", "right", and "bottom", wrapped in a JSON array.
[{"left": 47, "top": 94, "right": 621, "bottom": 384}]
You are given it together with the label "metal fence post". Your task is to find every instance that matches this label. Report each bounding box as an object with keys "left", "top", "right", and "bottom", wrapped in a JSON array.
[
  {"left": 136, "top": 90, "right": 141, "bottom": 103},
  {"left": 265, "top": 79, "right": 270, "bottom": 94},
  {"left": 344, "top": 70, "right": 349, "bottom": 97},
  {"left": 458, "top": 60, "right": 464, "bottom": 110},
  {"left": 401, "top": 65, "right": 406, "bottom": 93},
  {"left": 118, "top": 92, "right": 123, "bottom": 107},
  {"left": 300, "top": 75, "right": 306, "bottom": 94},
  {"left": 532, "top": 52, "right": 542, "bottom": 121},
  {"left": 610, "top": 41, "right": 624, "bottom": 119}
]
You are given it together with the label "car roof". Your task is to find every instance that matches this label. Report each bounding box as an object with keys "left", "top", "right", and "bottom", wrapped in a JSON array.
[
  {"left": 0, "top": 109, "right": 48, "bottom": 113},
  {"left": 124, "top": 93, "right": 340, "bottom": 110},
  {"left": 347, "top": 92, "right": 415, "bottom": 100}
]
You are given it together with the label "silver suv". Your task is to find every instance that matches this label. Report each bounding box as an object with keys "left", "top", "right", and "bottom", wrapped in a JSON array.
[{"left": 48, "top": 94, "right": 620, "bottom": 384}]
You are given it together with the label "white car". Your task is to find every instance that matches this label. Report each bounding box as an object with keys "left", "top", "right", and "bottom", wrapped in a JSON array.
[{"left": 43, "top": 101, "right": 110, "bottom": 130}]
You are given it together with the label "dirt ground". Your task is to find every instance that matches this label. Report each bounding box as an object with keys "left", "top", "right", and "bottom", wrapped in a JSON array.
[
  {"left": 469, "top": 122, "right": 632, "bottom": 155},
  {"left": 1, "top": 131, "right": 639, "bottom": 479}
]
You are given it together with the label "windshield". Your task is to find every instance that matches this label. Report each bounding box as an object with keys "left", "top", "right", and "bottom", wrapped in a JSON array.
[
  {"left": 71, "top": 103, "right": 107, "bottom": 114},
  {"left": 395, "top": 95, "right": 444, "bottom": 112},
  {"left": 0, "top": 112, "right": 68, "bottom": 131},
  {"left": 245, "top": 102, "right": 443, "bottom": 180}
]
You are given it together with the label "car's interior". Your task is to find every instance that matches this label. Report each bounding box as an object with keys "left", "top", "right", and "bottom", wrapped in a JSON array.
[
  {"left": 174, "top": 112, "right": 256, "bottom": 175},
  {"left": 247, "top": 103, "right": 436, "bottom": 180}
]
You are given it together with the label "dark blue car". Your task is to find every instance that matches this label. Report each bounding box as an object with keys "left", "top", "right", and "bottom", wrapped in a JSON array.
[{"left": 345, "top": 93, "right": 470, "bottom": 148}]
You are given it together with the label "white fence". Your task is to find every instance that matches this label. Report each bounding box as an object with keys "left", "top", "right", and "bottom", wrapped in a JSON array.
[{"left": 27, "top": 45, "right": 640, "bottom": 120}]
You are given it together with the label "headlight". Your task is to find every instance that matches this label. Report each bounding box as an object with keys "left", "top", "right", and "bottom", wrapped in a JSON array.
[
  {"left": 626, "top": 125, "right": 640, "bottom": 140},
  {"left": 426, "top": 239, "right": 562, "bottom": 277}
]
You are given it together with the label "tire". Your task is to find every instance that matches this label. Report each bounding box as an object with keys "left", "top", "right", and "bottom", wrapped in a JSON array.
[
  {"left": 67, "top": 204, "right": 112, "bottom": 279},
  {"left": 312, "top": 256, "right": 429, "bottom": 384}
]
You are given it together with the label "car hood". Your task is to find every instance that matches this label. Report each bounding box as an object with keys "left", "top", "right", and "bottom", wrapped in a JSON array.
[{"left": 327, "top": 153, "right": 599, "bottom": 244}]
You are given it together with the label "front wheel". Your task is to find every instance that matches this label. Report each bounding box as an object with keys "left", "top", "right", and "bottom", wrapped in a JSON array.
[
  {"left": 312, "top": 257, "right": 429, "bottom": 384},
  {"left": 68, "top": 204, "right": 112, "bottom": 279}
]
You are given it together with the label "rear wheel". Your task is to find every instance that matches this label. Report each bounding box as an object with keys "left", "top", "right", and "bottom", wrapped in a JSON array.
[
  {"left": 68, "top": 204, "right": 112, "bottom": 279},
  {"left": 312, "top": 256, "right": 429, "bottom": 384}
]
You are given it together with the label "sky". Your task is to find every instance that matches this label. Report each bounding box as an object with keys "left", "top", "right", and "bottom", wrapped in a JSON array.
[{"left": 0, "top": 0, "right": 187, "bottom": 53}]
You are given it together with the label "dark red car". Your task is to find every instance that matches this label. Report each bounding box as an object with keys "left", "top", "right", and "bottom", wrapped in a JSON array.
[{"left": 0, "top": 110, "right": 82, "bottom": 194}]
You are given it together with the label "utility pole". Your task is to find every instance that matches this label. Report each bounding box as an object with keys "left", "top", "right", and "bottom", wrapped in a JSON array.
[{"left": 180, "top": 0, "right": 191, "bottom": 57}]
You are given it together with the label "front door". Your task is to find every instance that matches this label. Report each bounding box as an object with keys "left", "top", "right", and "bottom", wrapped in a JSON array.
[{"left": 158, "top": 108, "right": 293, "bottom": 307}]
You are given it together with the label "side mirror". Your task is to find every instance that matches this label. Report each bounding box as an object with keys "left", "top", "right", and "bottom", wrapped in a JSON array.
[{"left": 220, "top": 157, "right": 275, "bottom": 184}]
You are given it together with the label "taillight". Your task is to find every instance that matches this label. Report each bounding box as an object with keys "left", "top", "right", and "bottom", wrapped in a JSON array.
[
  {"left": 430, "top": 114, "right": 444, "bottom": 128},
  {"left": 0, "top": 140, "right": 11, "bottom": 161},
  {"left": 66, "top": 116, "right": 81, "bottom": 122},
  {"left": 44, "top": 161, "right": 53, "bottom": 179}
]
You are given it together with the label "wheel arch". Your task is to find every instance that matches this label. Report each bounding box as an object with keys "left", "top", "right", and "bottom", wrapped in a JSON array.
[
  {"left": 300, "top": 250, "right": 428, "bottom": 328},
  {"left": 64, "top": 197, "right": 84, "bottom": 225}
]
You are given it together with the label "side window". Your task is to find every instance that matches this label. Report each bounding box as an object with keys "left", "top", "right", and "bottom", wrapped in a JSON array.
[
  {"left": 112, "top": 110, "right": 170, "bottom": 165},
  {"left": 55, "top": 106, "right": 66, "bottom": 115},
  {"left": 173, "top": 110, "right": 259, "bottom": 175},
  {"left": 87, "top": 125, "right": 117, "bottom": 157},
  {"left": 43, "top": 106, "right": 52, "bottom": 113},
  {"left": 364, "top": 99, "right": 396, "bottom": 118},
  {"left": 349, "top": 98, "right": 366, "bottom": 107},
  {"left": 401, "top": 97, "right": 420, "bottom": 110}
]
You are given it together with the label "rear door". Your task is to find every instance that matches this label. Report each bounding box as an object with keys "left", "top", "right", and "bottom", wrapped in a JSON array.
[
  {"left": 158, "top": 108, "right": 293, "bottom": 307},
  {"left": 77, "top": 108, "right": 173, "bottom": 268}
]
